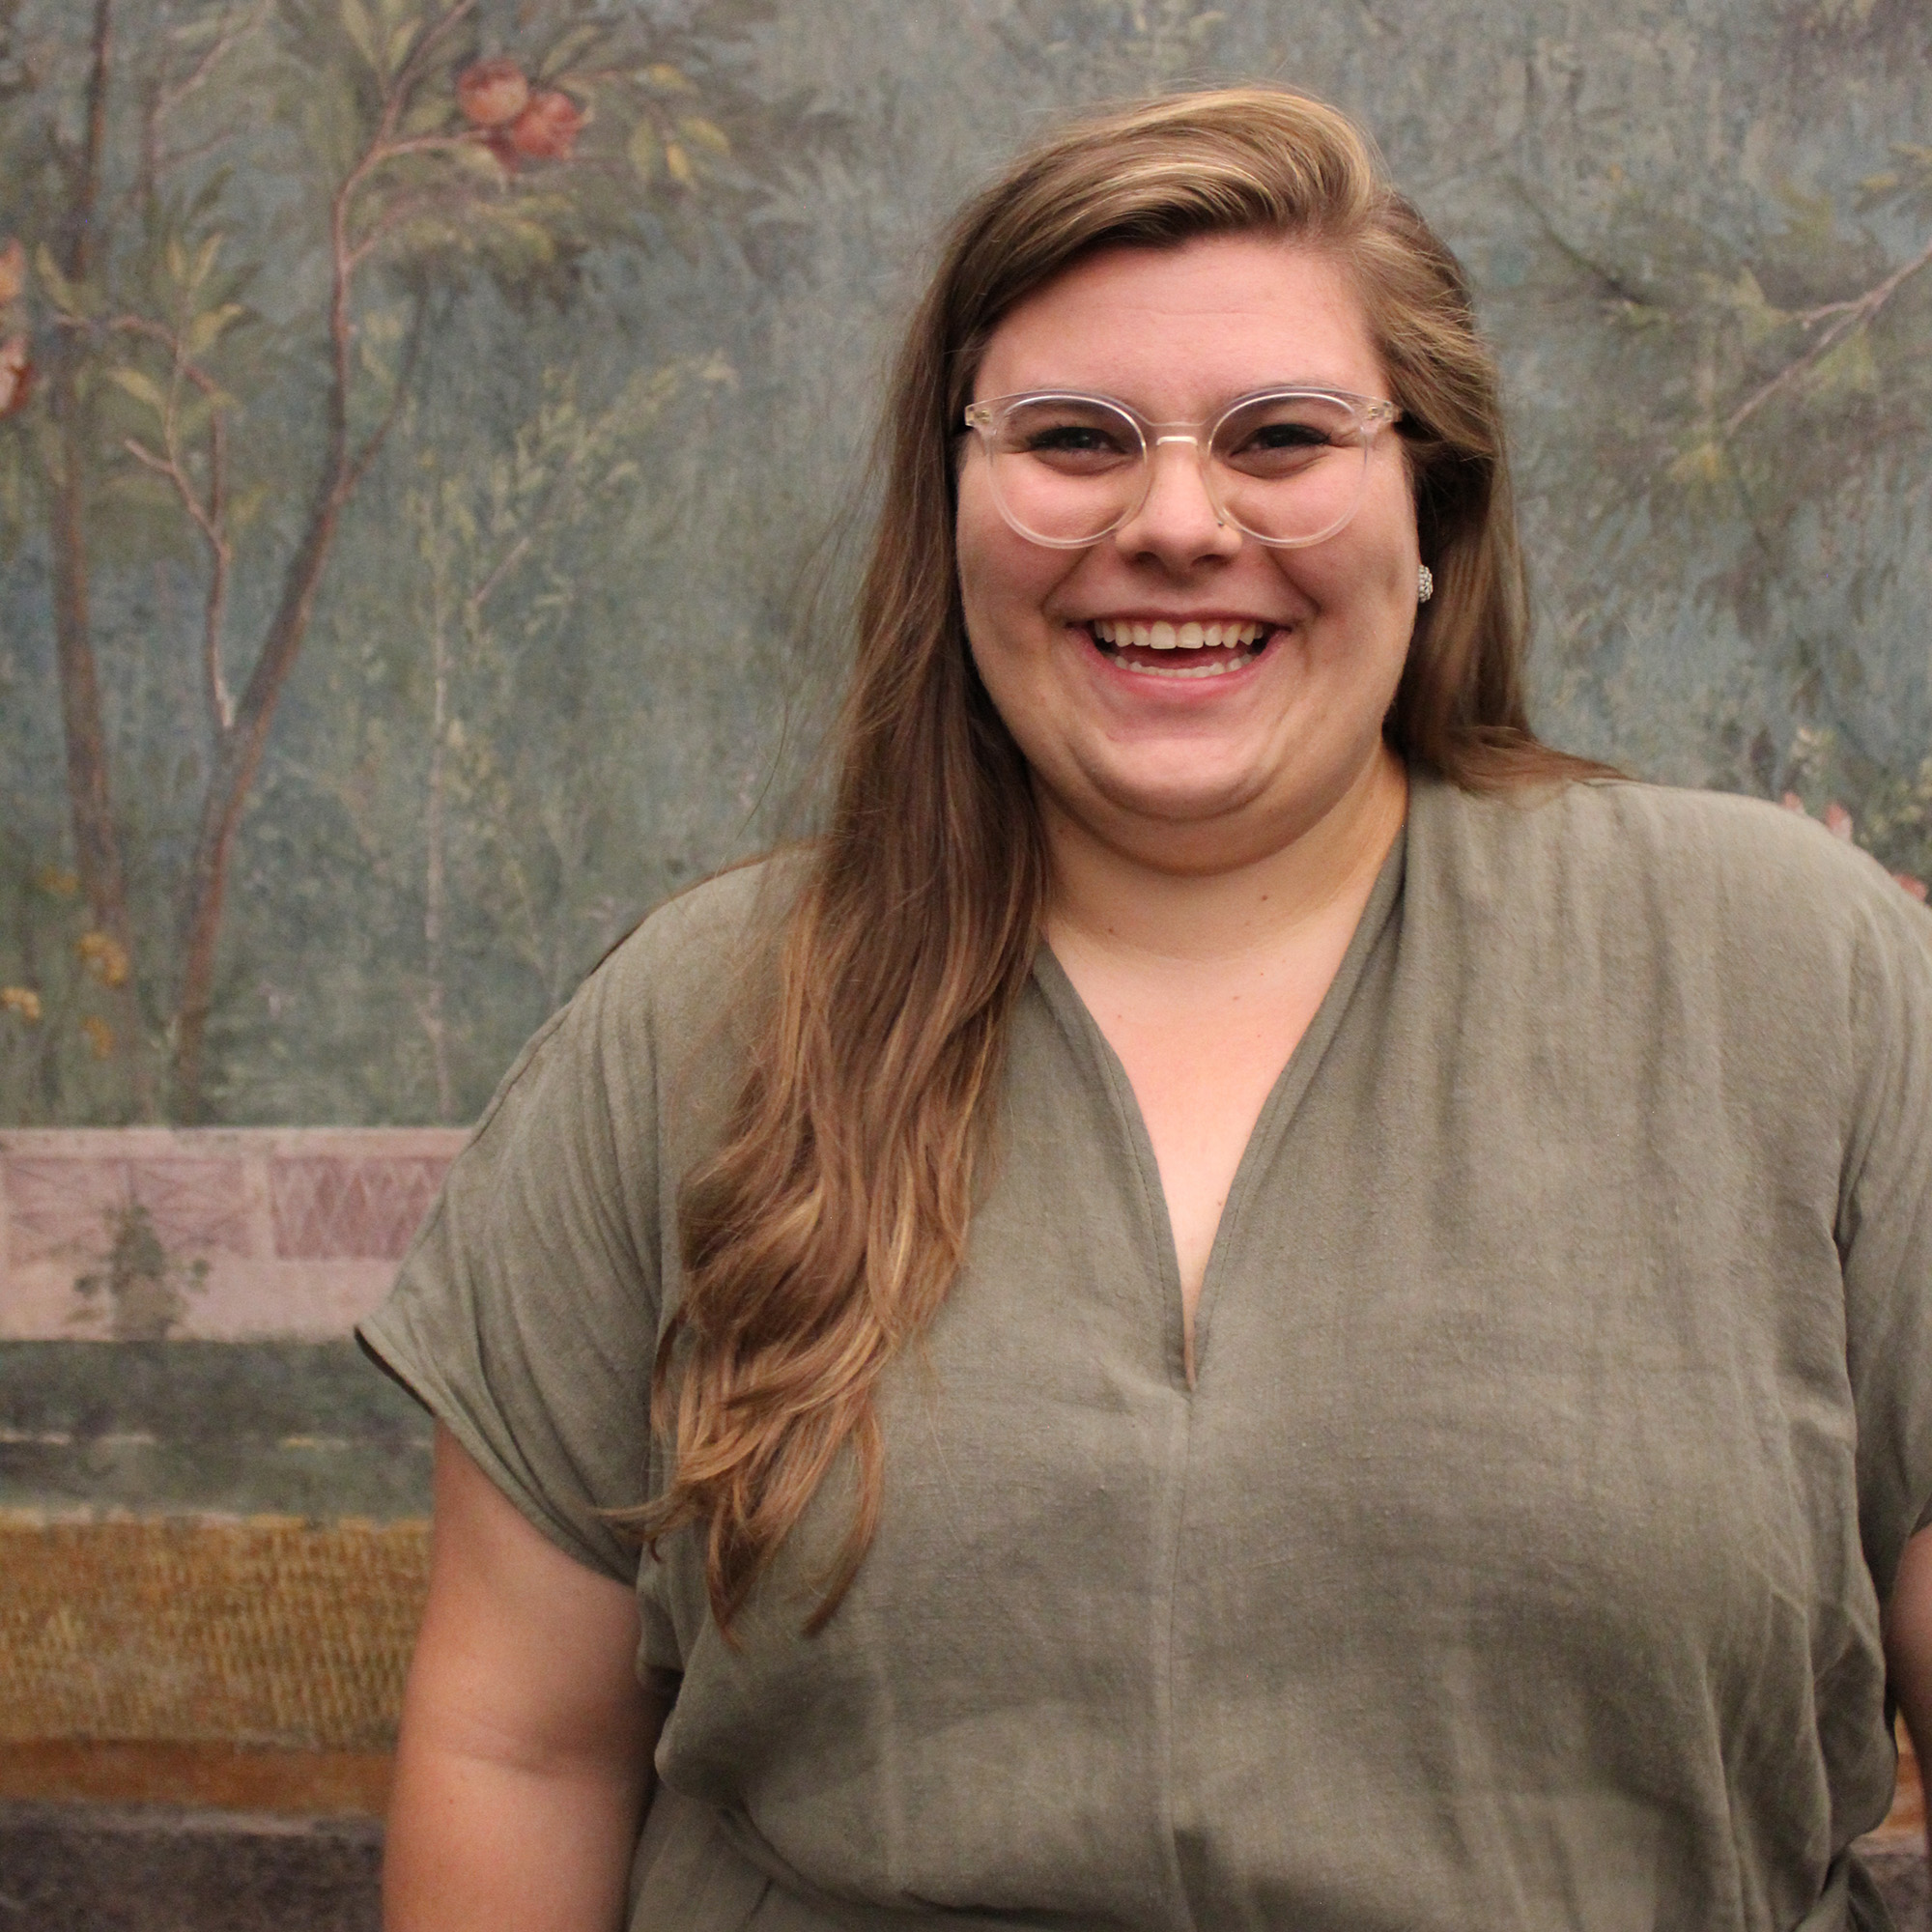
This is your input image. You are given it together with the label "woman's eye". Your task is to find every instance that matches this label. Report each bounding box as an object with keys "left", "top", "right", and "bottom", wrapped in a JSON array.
[
  {"left": 1023, "top": 424, "right": 1128, "bottom": 457},
  {"left": 1259, "top": 422, "right": 1329, "bottom": 447},
  {"left": 1222, "top": 413, "right": 1347, "bottom": 474},
  {"left": 1240, "top": 422, "right": 1331, "bottom": 454}
]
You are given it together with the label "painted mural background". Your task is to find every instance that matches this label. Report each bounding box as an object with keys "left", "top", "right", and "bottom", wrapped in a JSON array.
[{"left": 1, "top": 0, "right": 1929, "bottom": 1130}]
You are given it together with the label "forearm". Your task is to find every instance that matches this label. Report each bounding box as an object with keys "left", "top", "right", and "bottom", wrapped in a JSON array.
[{"left": 384, "top": 1732, "right": 653, "bottom": 1932}]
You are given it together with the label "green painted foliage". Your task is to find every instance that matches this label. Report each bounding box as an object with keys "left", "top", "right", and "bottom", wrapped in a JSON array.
[{"left": 1, "top": 0, "right": 1930, "bottom": 1122}]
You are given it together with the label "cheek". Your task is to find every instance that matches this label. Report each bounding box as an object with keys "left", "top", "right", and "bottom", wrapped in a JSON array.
[
  {"left": 954, "top": 479, "right": 1009, "bottom": 633},
  {"left": 1321, "top": 494, "right": 1421, "bottom": 617},
  {"left": 1371, "top": 466, "right": 1423, "bottom": 581},
  {"left": 955, "top": 491, "right": 1068, "bottom": 652}
]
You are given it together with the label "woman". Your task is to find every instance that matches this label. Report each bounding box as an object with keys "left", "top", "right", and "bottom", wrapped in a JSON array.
[{"left": 362, "top": 86, "right": 1932, "bottom": 1931}]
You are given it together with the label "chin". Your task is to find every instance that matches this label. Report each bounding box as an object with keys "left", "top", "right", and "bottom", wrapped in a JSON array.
[{"left": 1089, "top": 766, "right": 1269, "bottom": 830}]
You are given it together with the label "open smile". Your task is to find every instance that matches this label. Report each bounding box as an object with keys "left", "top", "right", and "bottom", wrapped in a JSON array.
[{"left": 1087, "top": 618, "right": 1278, "bottom": 680}]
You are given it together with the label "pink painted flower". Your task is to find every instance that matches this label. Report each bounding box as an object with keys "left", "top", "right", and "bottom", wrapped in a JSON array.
[
  {"left": 457, "top": 58, "right": 530, "bottom": 129},
  {"left": 0, "top": 334, "right": 32, "bottom": 417},
  {"left": 507, "top": 89, "right": 584, "bottom": 162}
]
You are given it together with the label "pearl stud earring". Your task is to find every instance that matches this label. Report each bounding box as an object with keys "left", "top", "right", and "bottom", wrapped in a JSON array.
[{"left": 1417, "top": 564, "right": 1434, "bottom": 605}]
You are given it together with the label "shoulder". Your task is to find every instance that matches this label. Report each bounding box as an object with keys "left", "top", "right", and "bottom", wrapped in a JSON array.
[
  {"left": 1412, "top": 771, "right": 1931, "bottom": 968},
  {"left": 1397, "top": 773, "right": 1932, "bottom": 1204},
  {"left": 467, "top": 854, "right": 795, "bottom": 1168},
  {"left": 582, "top": 855, "right": 790, "bottom": 1038},
  {"left": 1405, "top": 771, "right": 1932, "bottom": 1088}
]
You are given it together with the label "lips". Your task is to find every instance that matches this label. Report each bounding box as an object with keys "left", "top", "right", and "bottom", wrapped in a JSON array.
[{"left": 1087, "top": 617, "right": 1275, "bottom": 679}]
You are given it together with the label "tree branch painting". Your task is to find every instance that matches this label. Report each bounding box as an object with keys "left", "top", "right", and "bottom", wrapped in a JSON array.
[
  {"left": 1, "top": 0, "right": 1921, "bottom": 1127},
  {"left": 0, "top": 0, "right": 797, "bottom": 1119},
  {"left": 1722, "top": 232, "right": 1932, "bottom": 441}
]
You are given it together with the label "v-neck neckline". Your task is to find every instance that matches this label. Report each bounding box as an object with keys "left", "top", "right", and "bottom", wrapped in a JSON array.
[{"left": 1030, "top": 804, "right": 1410, "bottom": 1392}]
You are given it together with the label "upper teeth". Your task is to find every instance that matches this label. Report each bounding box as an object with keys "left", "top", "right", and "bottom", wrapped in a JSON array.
[{"left": 1092, "top": 620, "right": 1267, "bottom": 651}]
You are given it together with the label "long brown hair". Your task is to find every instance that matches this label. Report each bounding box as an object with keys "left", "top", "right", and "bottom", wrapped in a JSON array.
[{"left": 641, "top": 85, "right": 1610, "bottom": 1636}]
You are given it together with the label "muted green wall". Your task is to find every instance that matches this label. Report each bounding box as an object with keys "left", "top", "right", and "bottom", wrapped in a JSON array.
[{"left": 2, "top": 0, "right": 1928, "bottom": 1126}]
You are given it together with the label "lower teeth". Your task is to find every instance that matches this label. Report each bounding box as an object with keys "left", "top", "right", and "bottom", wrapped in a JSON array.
[{"left": 1113, "top": 649, "right": 1257, "bottom": 679}]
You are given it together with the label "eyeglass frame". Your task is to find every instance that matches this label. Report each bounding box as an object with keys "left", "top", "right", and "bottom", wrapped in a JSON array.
[{"left": 959, "top": 385, "right": 1405, "bottom": 551}]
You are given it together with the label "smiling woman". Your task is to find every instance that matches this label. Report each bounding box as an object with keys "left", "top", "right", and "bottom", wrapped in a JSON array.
[
  {"left": 958, "top": 239, "right": 1415, "bottom": 842},
  {"left": 359, "top": 85, "right": 1932, "bottom": 1932}
]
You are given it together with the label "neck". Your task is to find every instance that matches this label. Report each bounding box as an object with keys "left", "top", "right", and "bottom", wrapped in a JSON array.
[{"left": 1041, "top": 745, "right": 1408, "bottom": 971}]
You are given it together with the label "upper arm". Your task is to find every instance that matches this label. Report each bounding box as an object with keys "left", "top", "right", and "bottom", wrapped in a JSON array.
[
  {"left": 1887, "top": 1524, "right": 1932, "bottom": 1760},
  {"left": 359, "top": 952, "right": 673, "bottom": 1605},
  {"left": 1838, "top": 892, "right": 1932, "bottom": 1600},
  {"left": 384, "top": 1431, "right": 668, "bottom": 1931},
  {"left": 402, "top": 1424, "right": 666, "bottom": 1774}
]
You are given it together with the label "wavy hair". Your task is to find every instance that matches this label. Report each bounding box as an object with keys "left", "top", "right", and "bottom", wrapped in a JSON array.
[{"left": 639, "top": 85, "right": 1610, "bottom": 1636}]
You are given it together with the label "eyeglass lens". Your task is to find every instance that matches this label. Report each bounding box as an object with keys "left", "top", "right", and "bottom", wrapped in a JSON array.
[{"left": 981, "top": 392, "right": 1377, "bottom": 548}]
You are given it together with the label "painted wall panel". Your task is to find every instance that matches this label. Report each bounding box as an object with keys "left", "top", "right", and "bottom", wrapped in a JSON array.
[
  {"left": 1, "top": 0, "right": 1929, "bottom": 1811},
  {"left": 0, "top": 0, "right": 1924, "bottom": 1128}
]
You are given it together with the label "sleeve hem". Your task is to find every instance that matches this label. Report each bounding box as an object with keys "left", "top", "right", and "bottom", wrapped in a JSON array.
[{"left": 355, "top": 1309, "right": 638, "bottom": 1588}]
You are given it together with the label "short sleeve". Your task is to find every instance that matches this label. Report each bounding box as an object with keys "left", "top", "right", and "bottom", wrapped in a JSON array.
[
  {"left": 1836, "top": 877, "right": 1932, "bottom": 1602},
  {"left": 356, "top": 952, "right": 666, "bottom": 1585}
]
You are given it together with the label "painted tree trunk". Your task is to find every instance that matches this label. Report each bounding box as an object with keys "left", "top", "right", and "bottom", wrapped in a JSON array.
[
  {"left": 47, "top": 0, "right": 152, "bottom": 1120},
  {"left": 172, "top": 458, "right": 353, "bottom": 1118}
]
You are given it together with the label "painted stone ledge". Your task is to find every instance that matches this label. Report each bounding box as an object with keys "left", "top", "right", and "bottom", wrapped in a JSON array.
[
  {"left": 4, "top": 1130, "right": 1927, "bottom": 1866},
  {"left": 0, "top": 1127, "right": 469, "bottom": 1342}
]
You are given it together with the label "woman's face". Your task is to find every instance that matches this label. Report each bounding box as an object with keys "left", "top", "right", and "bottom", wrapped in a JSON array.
[{"left": 956, "top": 233, "right": 1421, "bottom": 871}]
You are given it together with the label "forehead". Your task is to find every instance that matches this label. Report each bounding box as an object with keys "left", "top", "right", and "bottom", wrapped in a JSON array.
[{"left": 972, "top": 233, "right": 1388, "bottom": 412}]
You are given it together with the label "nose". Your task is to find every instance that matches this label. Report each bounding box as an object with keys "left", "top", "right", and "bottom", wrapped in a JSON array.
[{"left": 1111, "top": 434, "right": 1242, "bottom": 570}]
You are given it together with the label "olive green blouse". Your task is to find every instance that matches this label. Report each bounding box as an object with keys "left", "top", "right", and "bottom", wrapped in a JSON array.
[{"left": 360, "top": 772, "right": 1932, "bottom": 1931}]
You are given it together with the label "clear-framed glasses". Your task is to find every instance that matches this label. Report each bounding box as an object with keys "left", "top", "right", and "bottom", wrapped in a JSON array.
[{"left": 961, "top": 386, "right": 1402, "bottom": 550}]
